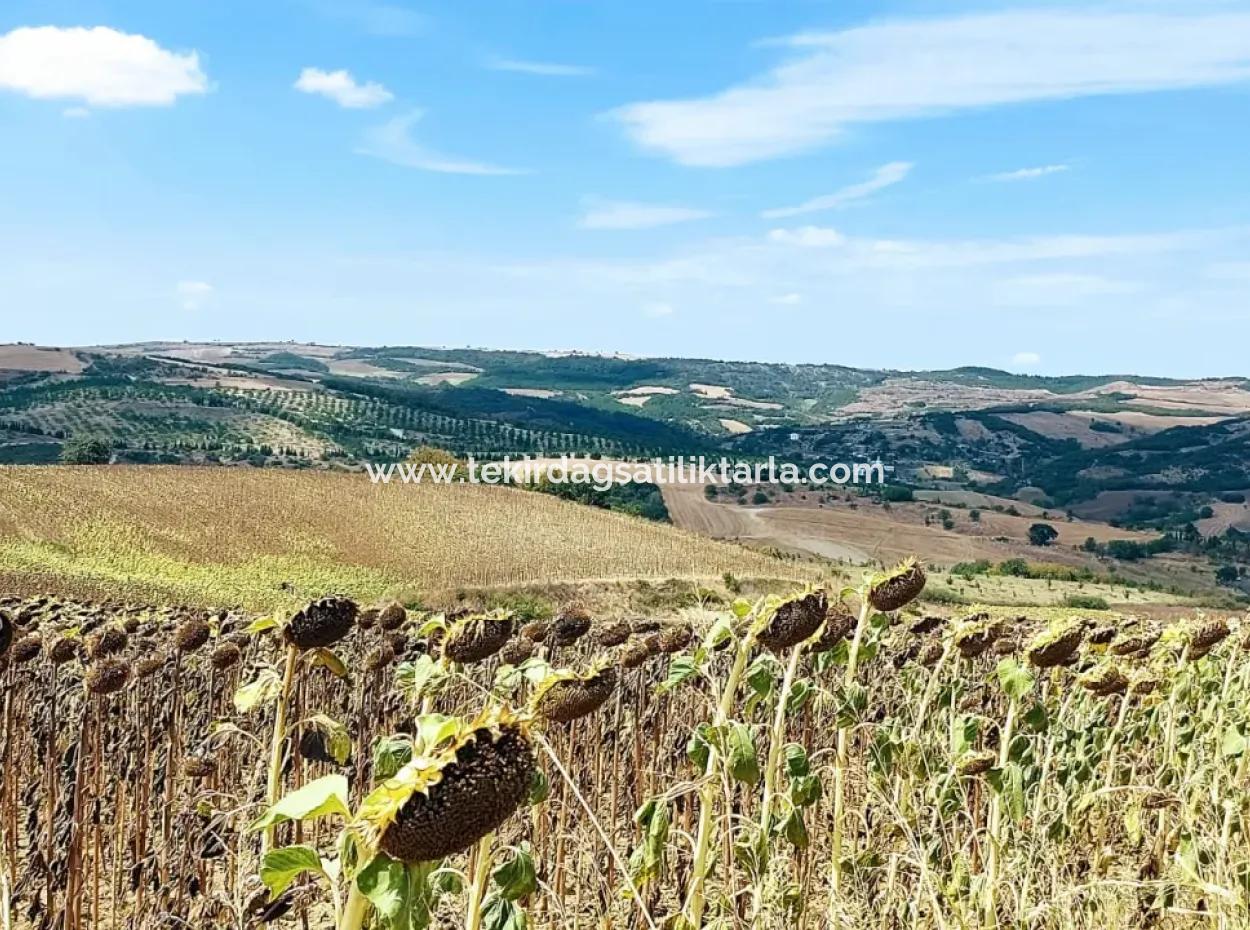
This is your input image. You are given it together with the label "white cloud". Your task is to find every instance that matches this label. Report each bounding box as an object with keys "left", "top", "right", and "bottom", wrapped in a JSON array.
[
  {"left": 762, "top": 161, "right": 912, "bottom": 218},
  {"left": 1011, "top": 352, "right": 1042, "bottom": 368},
  {"left": 0, "top": 26, "right": 207, "bottom": 106},
  {"left": 612, "top": 10, "right": 1250, "bottom": 166},
  {"left": 295, "top": 67, "right": 392, "bottom": 108},
  {"left": 767, "top": 226, "right": 847, "bottom": 248},
  {"left": 177, "top": 280, "right": 213, "bottom": 311},
  {"left": 642, "top": 302, "right": 675, "bottom": 318},
  {"left": 357, "top": 111, "right": 526, "bottom": 175},
  {"left": 485, "top": 56, "right": 594, "bottom": 77},
  {"left": 771, "top": 293, "right": 803, "bottom": 305},
  {"left": 579, "top": 199, "right": 713, "bottom": 230},
  {"left": 62, "top": 106, "right": 91, "bottom": 119},
  {"left": 986, "top": 164, "right": 1070, "bottom": 182},
  {"left": 310, "top": 1, "right": 427, "bottom": 38}
]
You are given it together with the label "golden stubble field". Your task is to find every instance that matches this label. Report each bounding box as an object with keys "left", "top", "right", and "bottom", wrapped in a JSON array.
[{"left": 0, "top": 466, "right": 803, "bottom": 610}]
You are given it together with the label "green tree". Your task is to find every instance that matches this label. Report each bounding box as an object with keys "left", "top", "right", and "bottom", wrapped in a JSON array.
[
  {"left": 1215, "top": 564, "right": 1240, "bottom": 586},
  {"left": 60, "top": 436, "right": 111, "bottom": 465},
  {"left": 1027, "top": 523, "right": 1059, "bottom": 547}
]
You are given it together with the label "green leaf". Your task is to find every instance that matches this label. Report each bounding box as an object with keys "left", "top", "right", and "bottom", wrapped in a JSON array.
[
  {"left": 731, "top": 598, "right": 754, "bottom": 619},
  {"left": 996, "top": 658, "right": 1034, "bottom": 701},
  {"left": 783, "top": 743, "right": 809, "bottom": 778},
  {"left": 950, "top": 715, "right": 980, "bottom": 757},
  {"left": 415, "top": 714, "right": 466, "bottom": 754},
  {"left": 527, "top": 768, "right": 550, "bottom": 805},
  {"left": 687, "top": 724, "right": 712, "bottom": 771},
  {"left": 250, "top": 774, "right": 350, "bottom": 832},
  {"left": 987, "top": 763, "right": 1026, "bottom": 823},
  {"left": 1222, "top": 726, "right": 1247, "bottom": 758},
  {"left": 745, "top": 654, "right": 779, "bottom": 700},
  {"left": 233, "top": 669, "right": 282, "bottom": 713},
  {"left": 785, "top": 680, "right": 813, "bottom": 716},
  {"left": 727, "top": 723, "right": 760, "bottom": 786},
  {"left": 1022, "top": 702, "right": 1049, "bottom": 734},
  {"left": 492, "top": 844, "right": 537, "bottom": 901},
  {"left": 704, "top": 615, "right": 735, "bottom": 651},
  {"left": 356, "top": 853, "right": 409, "bottom": 922},
  {"left": 658, "top": 655, "right": 699, "bottom": 694},
  {"left": 260, "top": 845, "right": 325, "bottom": 900},
  {"left": 310, "top": 648, "right": 348, "bottom": 679},
  {"left": 790, "top": 774, "right": 822, "bottom": 808},
  {"left": 395, "top": 655, "right": 449, "bottom": 706},
  {"left": 372, "top": 736, "right": 413, "bottom": 781},
  {"left": 629, "top": 800, "right": 671, "bottom": 886},
  {"left": 305, "top": 714, "right": 352, "bottom": 765},
  {"left": 482, "top": 896, "right": 527, "bottom": 930},
  {"left": 247, "top": 615, "right": 280, "bottom": 634},
  {"left": 782, "top": 809, "right": 809, "bottom": 849}
]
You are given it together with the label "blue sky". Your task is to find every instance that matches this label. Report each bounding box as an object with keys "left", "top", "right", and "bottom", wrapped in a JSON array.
[{"left": 1, "top": 0, "right": 1249, "bottom": 376}]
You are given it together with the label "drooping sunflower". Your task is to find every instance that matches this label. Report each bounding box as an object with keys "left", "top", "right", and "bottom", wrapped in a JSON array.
[
  {"left": 357, "top": 707, "right": 536, "bottom": 864},
  {"left": 756, "top": 590, "right": 828, "bottom": 651},
  {"left": 867, "top": 559, "right": 926, "bottom": 613}
]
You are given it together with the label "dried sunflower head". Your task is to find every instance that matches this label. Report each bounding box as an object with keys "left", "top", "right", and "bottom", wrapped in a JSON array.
[
  {"left": 443, "top": 611, "right": 515, "bottom": 664},
  {"left": 532, "top": 661, "right": 617, "bottom": 723},
  {"left": 756, "top": 590, "right": 827, "bottom": 651},
  {"left": 867, "top": 559, "right": 926, "bottom": 613},
  {"left": 520, "top": 620, "right": 550, "bottom": 642},
  {"left": 812, "top": 604, "right": 857, "bottom": 653},
  {"left": 50, "top": 635, "right": 82, "bottom": 665},
  {"left": 85, "top": 658, "right": 130, "bottom": 695},
  {"left": 174, "top": 617, "right": 211, "bottom": 653},
  {"left": 1079, "top": 663, "right": 1129, "bottom": 697},
  {"left": 210, "top": 642, "right": 242, "bottom": 671},
  {"left": 377, "top": 602, "right": 407, "bottom": 631},
  {"left": 551, "top": 606, "right": 592, "bottom": 647},
  {"left": 956, "top": 750, "right": 997, "bottom": 777},
  {"left": 617, "top": 639, "right": 652, "bottom": 670},
  {"left": 499, "top": 637, "right": 535, "bottom": 666},
  {"left": 358, "top": 707, "right": 535, "bottom": 864},
  {"left": 657, "top": 622, "right": 694, "bottom": 654},
  {"left": 1187, "top": 617, "right": 1230, "bottom": 658},
  {"left": 953, "top": 614, "right": 1003, "bottom": 660},
  {"left": 12, "top": 634, "right": 42, "bottom": 664},
  {"left": 593, "top": 619, "right": 632, "bottom": 648},
  {"left": 1026, "top": 620, "right": 1084, "bottom": 669},
  {"left": 284, "top": 597, "right": 358, "bottom": 650},
  {"left": 90, "top": 625, "right": 131, "bottom": 656}
]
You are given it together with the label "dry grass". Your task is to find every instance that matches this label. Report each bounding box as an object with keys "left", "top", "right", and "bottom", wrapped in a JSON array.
[{"left": 0, "top": 466, "right": 804, "bottom": 610}]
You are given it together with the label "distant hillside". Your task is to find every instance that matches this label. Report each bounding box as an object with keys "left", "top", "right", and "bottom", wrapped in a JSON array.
[
  {"left": 3, "top": 341, "right": 1249, "bottom": 516},
  {"left": 0, "top": 466, "right": 801, "bottom": 609}
]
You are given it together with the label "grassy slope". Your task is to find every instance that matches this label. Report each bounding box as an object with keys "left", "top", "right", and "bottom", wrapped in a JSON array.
[{"left": 0, "top": 466, "right": 805, "bottom": 610}]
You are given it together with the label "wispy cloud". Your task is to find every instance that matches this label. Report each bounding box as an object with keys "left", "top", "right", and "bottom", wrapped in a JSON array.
[
  {"left": 356, "top": 111, "right": 526, "bottom": 176},
  {"left": 1011, "top": 351, "right": 1041, "bottom": 368},
  {"left": 642, "top": 301, "right": 675, "bottom": 318},
  {"left": 0, "top": 25, "right": 207, "bottom": 106},
  {"left": 579, "top": 198, "right": 713, "bottom": 230},
  {"left": 766, "top": 226, "right": 847, "bottom": 248},
  {"left": 762, "top": 162, "right": 912, "bottom": 218},
  {"left": 985, "top": 164, "right": 1070, "bottom": 182},
  {"left": 611, "top": 10, "right": 1250, "bottom": 166},
  {"left": 177, "top": 280, "right": 213, "bottom": 311},
  {"left": 309, "top": 1, "right": 426, "bottom": 37},
  {"left": 295, "top": 68, "right": 392, "bottom": 108},
  {"left": 485, "top": 56, "right": 595, "bottom": 77}
]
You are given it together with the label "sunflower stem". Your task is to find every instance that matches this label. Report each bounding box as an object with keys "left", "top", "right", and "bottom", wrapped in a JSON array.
[
  {"left": 338, "top": 883, "right": 371, "bottom": 930},
  {"left": 828, "top": 593, "right": 872, "bottom": 913},
  {"left": 465, "top": 832, "right": 495, "bottom": 930},
  {"left": 262, "top": 644, "right": 299, "bottom": 857},
  {"left": 683, "top": 617, "right": 755, "bottom": 928}
]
